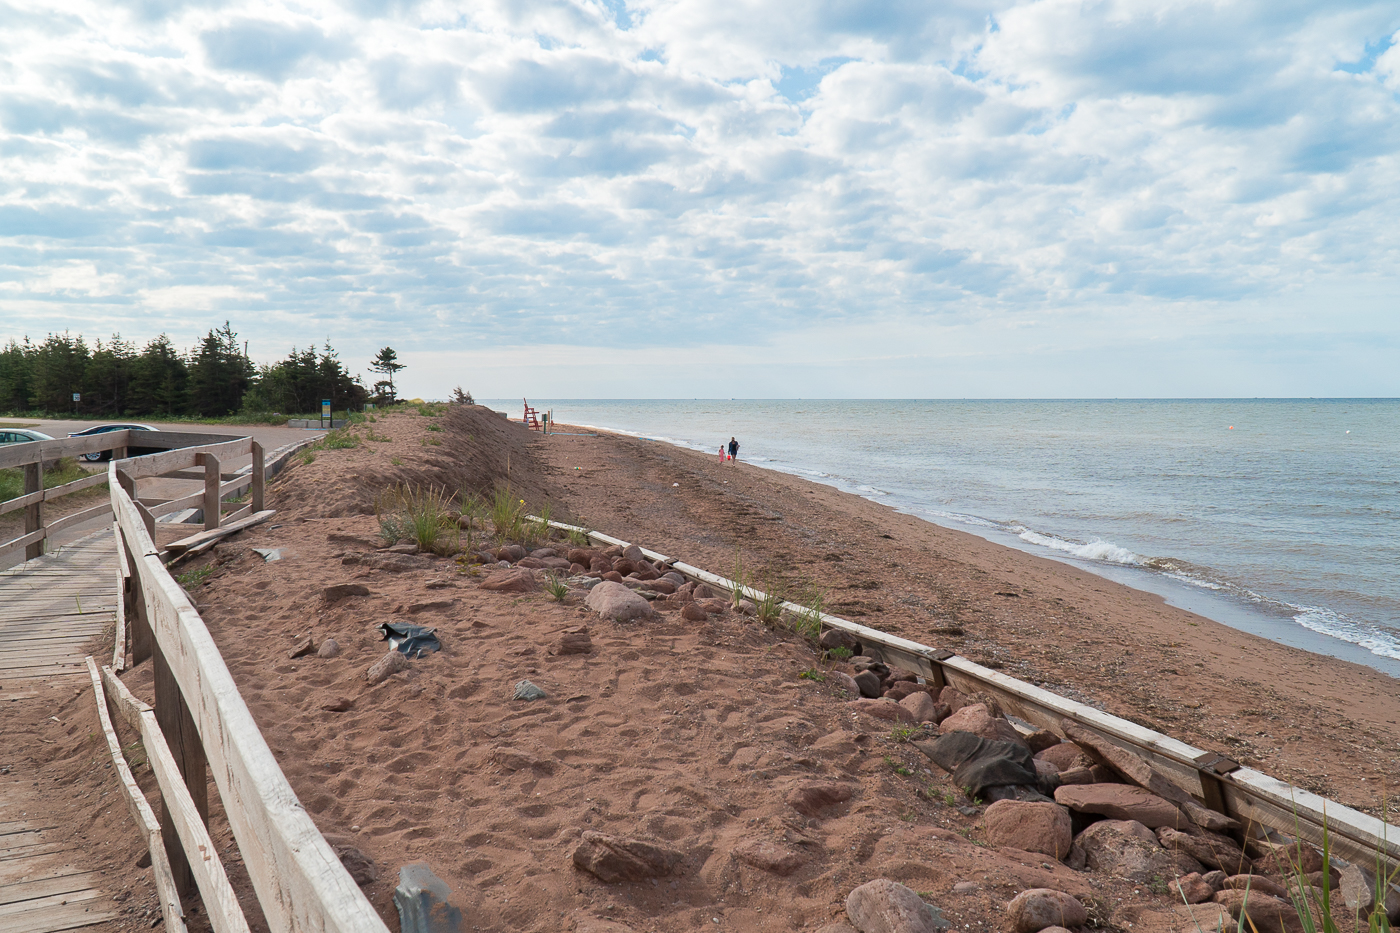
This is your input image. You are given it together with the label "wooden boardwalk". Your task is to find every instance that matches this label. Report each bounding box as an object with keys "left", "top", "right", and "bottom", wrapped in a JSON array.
[{"left": 0, "top": 533, "right": 121, "bottom": 932}]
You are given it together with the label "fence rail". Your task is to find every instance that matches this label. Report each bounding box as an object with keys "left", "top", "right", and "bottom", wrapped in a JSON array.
[{"left": 544, "top": 517, "right": 1400, "bottom": 875}]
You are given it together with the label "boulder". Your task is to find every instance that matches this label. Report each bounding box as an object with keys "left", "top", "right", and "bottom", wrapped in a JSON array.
[
  {"left": 621, "top": 544, "right": 645, "bottom": 562},
  {"left": 845, "top": 879, "right": 948, "bottom": 933},
  {"left": 1054, "top": 784, "right": 1186, "bottom": 828},
  {"left": 847, "top": 698, "right": 916, "bottom": 724},
  {"left": 854, "top": 671, "right": 884, "bottom": 698},
  {"left": 572, "top": 831, "right": 685, "bottom": 883},
  {"left": 982, "top": 800, "right": 1073, "bottom": 861},
  {"left": 938, "top": 704, "right": 1026, "bottom": 747},
  {"left": 899, "top": 692, "right": 941, "bottom": 724},
  {"left": 590, "top": 557, "right": 613, "bottom": 574},
  {"left": 479, "top": 568, "right": 539, "bottom": 593},
  {"left": 566, "top": 548, "right": 595, "bottom": 565},
  {"left": 785, "top": 782, "right": 855, "bottom": 817},
  {"left": 1071, "top": 819, "right": 1188, "bottom": 883},
  {"left": 829, "top": 671, "right": 861, "bottom": 696},
  {"left": 1005, "top": 889, "right": 1087, "bottom": 933},
  {"left": 585, "top": 581, "right": 657, "bottom": 622},
  {"left": 1172, "top": 873, "right": 1216, "bottom": 905},
  {"left": 1157, "top": 827, "right": 1252, "bottom": 874},
  {"left": 1213, "top": 889, "right": 1301, "bottom": 933},
  {"left": 732, "top": 838, "right": 808, "bottom": 876},
  {"left": 495, "top": 544, "right": 527, "bottom": 562}
]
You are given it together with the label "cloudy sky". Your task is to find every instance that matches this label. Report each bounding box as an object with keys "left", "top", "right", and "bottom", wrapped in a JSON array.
[{"left": 1, "top": 0, "right": 1398, "bottom": 398}]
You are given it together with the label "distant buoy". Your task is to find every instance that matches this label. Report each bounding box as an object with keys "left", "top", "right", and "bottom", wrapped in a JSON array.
[
  {"left": 1346, "top": 430, "right": 1351, "bottom": 434},
  {"left": 1228, "top": 426, "right": 1234, "bottom": 430}
]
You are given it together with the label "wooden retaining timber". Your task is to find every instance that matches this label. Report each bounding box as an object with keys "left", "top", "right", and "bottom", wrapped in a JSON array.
[{"left": 542, "top": 518, "right": 1400, "bottom": 874}]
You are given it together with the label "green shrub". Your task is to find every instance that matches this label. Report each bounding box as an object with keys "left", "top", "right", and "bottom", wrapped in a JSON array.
[{"left": 376, "top": 484, "right": 459, "bottom": 555}]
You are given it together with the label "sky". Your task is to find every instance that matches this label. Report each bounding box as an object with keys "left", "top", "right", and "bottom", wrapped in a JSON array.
[{"left": 1, "top": 0, "right": 1398, "bottom": 399}]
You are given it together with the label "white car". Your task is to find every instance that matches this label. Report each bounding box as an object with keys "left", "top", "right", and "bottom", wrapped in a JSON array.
[{"left": 0, "top": 428, "right": 55, "bottom": 446}]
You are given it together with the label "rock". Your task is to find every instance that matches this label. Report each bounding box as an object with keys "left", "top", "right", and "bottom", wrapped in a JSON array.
[
  {"left": 1054, "top": 784, "right": 1186, "bottom": 828},
  {"left": 490, "top": 747, "right": 556, "bottom": 773},
  {"left": 1213, "top": 889, "right": 1300, "bottom": 933},
  {"left": 661, "top": 571, "right": 685, "bottom": 585},
  {"left": 1157, "top": 827, "right": 1252, "bottom": 873},
  {"left": 1203, "top": 870, "right": 1228, "bottom": 891},
  {"left": 589, "top": 557, "right": 613, "bottom": 574},
  {"left": 732, "top": 838, "right": 808, "bottom": 876},
  {"left": 1339, "top": 864, "right": 1373, "bottom": 911},
  {"left": 530, "top": 547, "right": 558, "bottom": 558},
  {"left": 847, "top": 698, "right": 916, "bottom": 724},
  {"left": 323, "top": 583, "right": 371, "bottom": 602},
  {"left": 1061, "top": 720, "right": 1238, "bottom": 833},
  {"left": 621, "top": 544, "right": 645, "bottom": 562},
  {"left": 854, "top": 671, "right": 884, "bottom": 698},
  {"left": 479, "top": 568, "right": 539, "bottom": 593},
  {"left": 512, "top": 680, "right": 547, "bottom": 701},
  {"left": 599, "top": 571, "right": 624, "bottom": 584},
  {"left": 1033, "top": 760, "right": 1061, "bottom": 785},
  {"left": 554, "top": 631, "right": 594, "bottom": 655},
  {"left": 695, "top": 597, "right": 728, "bottom": 614},
  {"left": 821, "top": 629, "right": 862, "bottom": 654},
  {"left": 1252, "top": 839, "right": 1324, "bottom": 876},
  {"left": 883, "top": 682, "right": 927, "bottom": 702},
  {"left": 785, "top": 782, "right": 855, "bottom": 816},
  {"left": 737, "top": 599, "right": 757, "bottom": 616},
  {"left": 692, "top": 583, "right": 716, "bottom": 599},
  {"left": 317, "top": 637, "right": 341, "bottom": 658},
  {"left": 288, "top": 636, "right": 316, "bottom": 659},
  {"left": 1173, "top": 873, "right": 1216, "bottom": 904},
  {"left": 366, "top": 649, "right": 411, "bottom": 685},
  {"left": 845, "top": 879, "right": 948, "bottom": 933},
  {"left": 816, "top": 925, "right": 860, "bottom": 933},
  {"left": 830, "top": 671, "right": 861, "bottom": 695},
  {"left": 1005, "top": 889, "right": 1087, "bottom": 933},
  {"left": 939, "top": 686, "right": 970, "bottom": 712},
  {"left": 983, "top": 800, "right": 1073, "bottom": 861},
  {"left": 585, "top": 581, "right": 657, "bottom": 622},
  {"left": 899, "top": 692, "right": 941, "bottom": 723},
  {"left": 516, "top": 557, "right": 546, "bottom": 569},
  {"left": 351, "top": 552, "right": 431, "bottom": 572},
  {"left": 612, "top": 559, "right": 638, "bottom": 577},
  {"left": 387, "top": 543, "right": 420, "bottom": 554},
  {"left": 1056, "top": 767, "right": 1095, "bottom": 785},
  {"left": 394, "top": 863, "right": 462, "bottom": 933},
  {"left": 1024, "top": 731, "right": 1063, "bottom": 754},
  {"left": 494, "top": 544, "right": 527, "bottom": 562},
  {"left": 647, "top": 579, "right": 676, "bottom": 595},
  {"left": 1177, "top": 903, "right": 1233, "bottom": 930},
  {"left": 1034, "top": 743, "right": 1093, "bottom": 773},
  {"left": 329, "top": 841, "right": 377, "bottom": 885},
  {"left": 1071, "top": 819, "right": 1186, "bottom": 883},
  {"left": 952, "top": 882, "right": 978, "bottom": 894},
  {"left": 1223, "top": 875, "right": 1289, "bottom": 899},
  {"left": 321, "top": 697, "right": 355, "bottom": 712},
  {"left": 570, "top": 562, "right": 587, "bottom": 575},
  {"left": 938, "top": 704, "right": 1027, "bottom": 747},
  {"left": 567, "top": 548, "right": 595, "bottom": 565},
  {"left": 540, "top": 557, "right": 573, "bottom": 570},
  {"left": 680, "top": 601, "right": 709, "bottom": 622},
  {"left": 571, "top": 830, "right": 685, "bottom": 883}
]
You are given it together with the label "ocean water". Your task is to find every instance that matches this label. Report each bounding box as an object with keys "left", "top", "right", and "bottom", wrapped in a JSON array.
[{"left": 483, "top": 399, "right": 1400, "bottom": 677}]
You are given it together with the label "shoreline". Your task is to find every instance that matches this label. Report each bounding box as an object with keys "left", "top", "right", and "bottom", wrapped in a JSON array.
[
  {"left": 509, "top": 405, "right": 1400, "bottom": 681},
  {"left": 535, "top": 419, "right": 1400, "bottom": 820}
]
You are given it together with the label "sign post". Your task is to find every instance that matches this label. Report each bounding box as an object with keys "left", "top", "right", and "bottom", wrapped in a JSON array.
[{"left": 321, "top": 399, "right": 331, "bottom": 430}]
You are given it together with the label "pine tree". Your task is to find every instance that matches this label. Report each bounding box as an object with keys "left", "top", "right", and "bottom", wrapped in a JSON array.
[{"left": 369, "top": 347, "right": 405, "bottom": 403}]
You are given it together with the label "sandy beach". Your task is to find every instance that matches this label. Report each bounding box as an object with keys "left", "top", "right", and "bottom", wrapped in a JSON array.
[{"left": 16, "top": 404, "right": 1398, "bottom": 932}]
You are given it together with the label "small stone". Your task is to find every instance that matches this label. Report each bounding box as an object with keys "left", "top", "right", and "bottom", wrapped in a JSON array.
[
  {"left": 952, "top": 882, "right": 978, "bottom": 894},
  {"left": 1069, "top": 819, "right": 1185, "bottom": 882},
  {"left": 983, "top": 800, "right": 1073, "bottom": 861},
  {"left": 572, "top": 830, "right": 685, "bottom": 883},
  {"left": 785, "top": 781, "right": 855, "bottom": 816},
  {"left": 938, "top": 686, "right": 970, "bottom": 711},
  {"left": 854, "top": 671, "right": 883, "bottom": 698},
  {"left": 288, "top": 636, "right": 316, "bottom": 659},
  {"left": 938, "top": 704, "right": 1026, "bottom": 747},
  {"left": 479, "top": 568, "right": 539, "bottom": 593},
  {"left": 1034, "top": 743, "right": 1093, "bottom": 773},
  {"left": 732, "top": 838, "right": 808, "bottom": 876},
  {"left": 490, "top": 748, "right": 555, "bottom": 773},
  {"left": 829, "top": 671, "right": 861, "bottom": 696},
  {"left": 494, "top": 544, "right": 527, "bottom": 562},
  {"left": 1005, "top": 889, "right": 1087, "bottom": 933},
  {"left": 554, "top": 631, "right": 594, "bottom": 655},
  {"left": 323, "top": 583, "right": 371, "bottom": 602},
  {"left": 512, "top": 680, "right": 547, "bottom": 701},
  {"left": 1223, "top": 875, "right": 1289, "bottom": 899},
  {"left": 317, "top": 638, "right": 341, "bottom": 658},
  {"left": 1202, "top": 870, "right": 1228, "bottom": 890},
  {"left": 845, "top": 879, "right": 948, "bottom": 933},
  {"left": 694, "top": 598, "right": 728, "bottom": 614},
  {"left": 366, "top": 649, "right": 411, "bottom": 685},
  {"left": 1024, "top": 731, "right": 1062, "bottom": 754},
  {"left": 1340, "top": 864, "right": 1373, "bottom": 911},
  {"left": 737, "top": 599, "right": 757, "bottom": 616},
  {"left": 1172, "top": 873, "right": 1216, "bottom": 905},
  {"left": 847, "top": 698, "right": 916, "bottom": 724},
  {"left": 1252, "top": 839, "right": 1324, "bottom": 876},
  {"left": 820, "top": 629, "right": 862, "bottom": 654},
  {"left": 680, "top": 601, "right": 708, "bottom": 622},
  {"left": 321, "top": 697, "right": 355, "bottom": 712},
  {"left": 332, "top": 843, "right": 378, "bottom": 886},
  {"left": 899, "top": 691, "right": 940, "bottom": 723},
  {"left": 1157, "top": 826, "right": 1252, "bottom": 873},
  {"left": 621, "top": 544, "right": 645, "bottom": 562},
  {"left": 1212, "top": 889, "right": 1298, "bottom": 933}
]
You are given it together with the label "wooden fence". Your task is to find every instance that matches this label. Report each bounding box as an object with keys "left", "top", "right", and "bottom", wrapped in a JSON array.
[
  {"left": 543, "top": 518, "right": 1400, "bottom": 876},
  {"left": 101, "top": 439, "right": 389, "bottom": 932}
]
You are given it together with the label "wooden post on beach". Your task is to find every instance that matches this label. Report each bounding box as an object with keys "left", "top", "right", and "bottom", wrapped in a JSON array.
[
  {"left": 153, "top": 641, "right": 209, "bottom": 898},
  {"left": 198, "top": 452, "right": 221, "bottom": 532},
  {"left": 251, "top": 441, "right": 265, "bottom": 514}
]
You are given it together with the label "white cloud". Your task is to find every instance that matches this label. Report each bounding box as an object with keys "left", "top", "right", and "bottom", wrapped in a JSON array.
[{"left": 0, "top": 0, "right": 1397, "bottom": 395}]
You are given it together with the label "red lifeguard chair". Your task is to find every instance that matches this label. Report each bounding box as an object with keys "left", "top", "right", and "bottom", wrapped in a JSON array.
[{"left": 523, "top": 399, "right": 541, "bottom": 430}]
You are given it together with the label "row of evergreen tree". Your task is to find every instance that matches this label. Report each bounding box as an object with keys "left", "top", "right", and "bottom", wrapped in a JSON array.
[{"left": 0, "top": 323, "right": 391, "bottom": 418}]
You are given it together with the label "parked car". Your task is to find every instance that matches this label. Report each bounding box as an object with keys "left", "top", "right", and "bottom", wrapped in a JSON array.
[
  {"left": 0, "top": 428, "right": 55, "bottom": 446},
  {"left": 66, "top": 423, "right": 158, "bottom": 461}
]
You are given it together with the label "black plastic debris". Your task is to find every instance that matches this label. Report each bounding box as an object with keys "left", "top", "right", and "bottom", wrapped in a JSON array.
[
  {"left": 378, "top": 622, "right": 441, "bottom": 658},
  {"left": 394, "top": 862, "right": 462, "bottom": 933},
  {"left": 914, "top": 731, "right": 1052, "bottom": 800}
]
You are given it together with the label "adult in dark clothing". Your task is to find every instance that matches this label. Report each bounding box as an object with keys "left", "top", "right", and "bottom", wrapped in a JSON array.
[{"left": 727, "top": 437, "right": 739, "bottom": 463}]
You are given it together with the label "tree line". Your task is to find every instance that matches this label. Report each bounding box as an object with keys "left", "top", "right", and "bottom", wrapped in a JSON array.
[{"left": 0, "top": 323, "right": 407, "bottom": 419}]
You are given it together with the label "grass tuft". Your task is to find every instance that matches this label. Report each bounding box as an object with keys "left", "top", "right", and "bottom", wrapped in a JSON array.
[
  {"left": 375, "top": 484, "right": 459, "bottom": 555},
  {"left": 543, "top": 574, "right": 569, "bottom": 602}
]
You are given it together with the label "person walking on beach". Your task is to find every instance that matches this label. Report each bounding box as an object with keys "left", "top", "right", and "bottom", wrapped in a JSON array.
[{"left": 728, "top": 437, "right": 739, "bottom": 463}]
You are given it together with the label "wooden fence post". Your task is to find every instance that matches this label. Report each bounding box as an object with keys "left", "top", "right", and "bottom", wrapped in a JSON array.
[
  {"left": 126, "top": 537, "right": 153, "bottom": 666},
  {"left": 198, "top": 452, "right": 221, "bottom": 532},
  {"left": 23, "top": 460, "right": 42, "bottom": 561},
  {"left": 153, "top": 642, "right": 209, "bottom": 899},
  {"left": 251, "top": 441, "right": 265, "bottom": 515}
]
